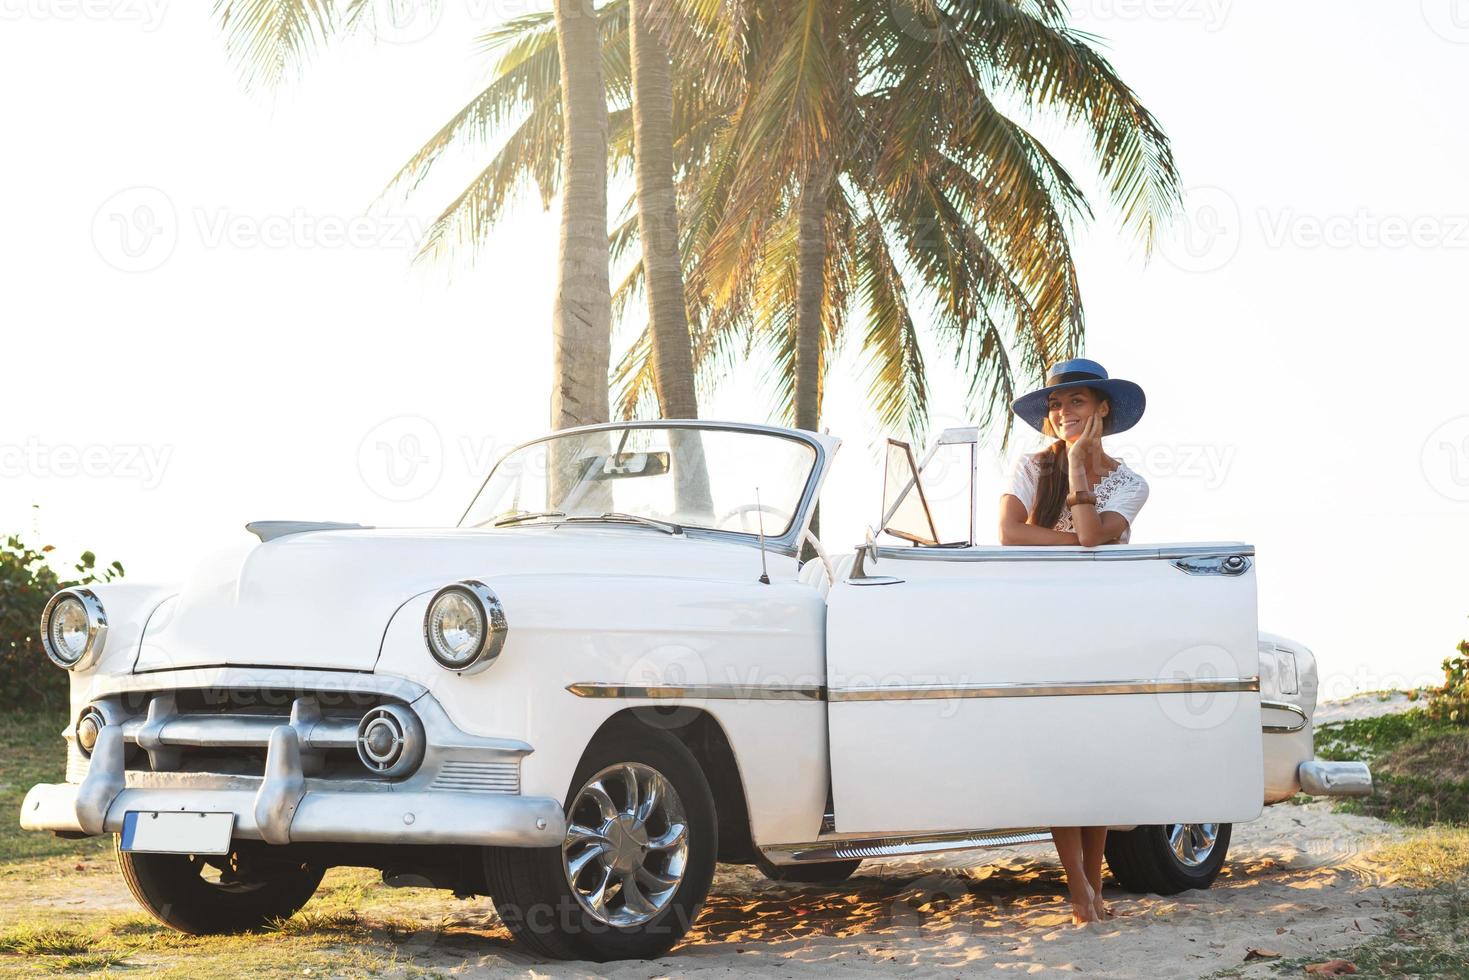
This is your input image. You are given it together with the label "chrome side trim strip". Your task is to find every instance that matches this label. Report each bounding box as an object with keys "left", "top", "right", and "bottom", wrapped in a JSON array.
[
  {"left": 762, "top": 828, "right": 1054, "bottom": 864},
  {"left": 828, "top": 677, "right": 1260, "bottom": 702},
  {"left": 565, "top": 682, "right": 826, "bottom": 702},
  {"left": 871, "top": 544, "right": 1255, "bottom": 564},
  {"left": 1261, "top": 698, "right": 1309, "bottom": 734}
]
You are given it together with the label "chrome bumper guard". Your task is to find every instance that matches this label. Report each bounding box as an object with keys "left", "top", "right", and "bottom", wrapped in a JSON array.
[
  {"left": 1298, "top": 760, "right": 1373, "bottom": 797},
  {"left": 20, "top": 694, "right": 566, "bottom": 848}
]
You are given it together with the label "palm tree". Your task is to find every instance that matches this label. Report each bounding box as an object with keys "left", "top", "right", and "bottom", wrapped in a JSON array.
[
  {"left": 628, "top": 0, "right": 698, "bottom": 420},
  {"left": 403, "top": 1, "right": 1177, "bottom": 446},
  {"left": 675, "top": 0, "right": 1181, "bottom": 444},
  {"left": 549, "top": 0, "right": 614, "bottom": 428},
  {"left": 220, "top": 2, "right": 1180, "bottom": 449}
]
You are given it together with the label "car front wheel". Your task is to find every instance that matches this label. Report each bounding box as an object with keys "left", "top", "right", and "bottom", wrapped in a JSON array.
[
  {"left": 484, "top": 723, "right": 717, "bottom": 961},
  {"left": 1104, "top": 822, "right": 1232, "bottom": 895},
  {"left": 116, "top": 841, "right": 324, "bottom": 934}
]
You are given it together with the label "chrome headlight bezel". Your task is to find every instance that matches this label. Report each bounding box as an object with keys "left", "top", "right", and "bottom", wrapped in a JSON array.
[
  {"left": 40, "top": 588, "right": 108, "bottom": 671},
  {"left": 422, "top": 580, "right": 507, "bottom": 675}
]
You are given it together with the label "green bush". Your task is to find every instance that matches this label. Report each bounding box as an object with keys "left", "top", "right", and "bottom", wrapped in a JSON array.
[
  {"left": 1428, "top": 636, "right": 1469, "bottom": 726},
  {"left": 0, "top": 535, "right": 124, "bottom": 709}
]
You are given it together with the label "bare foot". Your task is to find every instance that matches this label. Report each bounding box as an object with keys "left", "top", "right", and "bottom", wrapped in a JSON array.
[
  {"left": 1092, "top": 896, "right": 1113, "bottom": 921},
  {"left": 1068, "top": 881, "right": 1097, "bottom": 925}
]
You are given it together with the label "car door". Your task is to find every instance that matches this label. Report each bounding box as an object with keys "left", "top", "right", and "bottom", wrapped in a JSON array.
[{"left": 824, "top": 544, "right": 1264, "bottom": 834}]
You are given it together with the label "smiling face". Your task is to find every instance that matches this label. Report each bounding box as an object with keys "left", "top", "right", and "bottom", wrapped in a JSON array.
[{"left": 1044, "top": 386, "right": 1110, "bottom": 443}]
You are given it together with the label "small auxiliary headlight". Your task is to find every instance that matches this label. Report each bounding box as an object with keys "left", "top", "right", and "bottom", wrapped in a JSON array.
[
  {"left": 423, "top": 581, "right": 507, "bottom": 675},
  {"left": 355, "top": 704, "right": 425, "bottom": 778},
  {"left": 41, "top": 589, "right": 107, "bottom": 671},
  {"left": 75, "top": 707, "right": 105, "bottom": 756}
]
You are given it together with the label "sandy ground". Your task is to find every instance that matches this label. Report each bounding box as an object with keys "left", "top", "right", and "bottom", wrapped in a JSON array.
[
  {"left": 12, "top": 694, "right": 1417, "bottom": 977},
  {"left": 469, "top": 803, "right": 1407, "bottom": 978}
]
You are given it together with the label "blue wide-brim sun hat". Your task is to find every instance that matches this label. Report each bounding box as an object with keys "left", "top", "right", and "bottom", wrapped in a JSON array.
[{"left": 1011, "top": 358, "right": 1146, "bottom": 435}]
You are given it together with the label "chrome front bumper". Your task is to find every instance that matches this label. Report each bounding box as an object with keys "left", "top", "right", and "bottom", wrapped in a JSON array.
[{"left": 20, "top": 691, "right": 566, "bottom": 848}]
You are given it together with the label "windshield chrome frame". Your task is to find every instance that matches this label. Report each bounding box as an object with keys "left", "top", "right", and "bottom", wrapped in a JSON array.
[{"left": 458, "top": 420, "right": 831, "bottom": 558}]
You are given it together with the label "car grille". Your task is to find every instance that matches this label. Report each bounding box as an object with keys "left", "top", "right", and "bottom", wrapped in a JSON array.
[{"left": 429, "top": 760, "right": 520, "bottom": 794}]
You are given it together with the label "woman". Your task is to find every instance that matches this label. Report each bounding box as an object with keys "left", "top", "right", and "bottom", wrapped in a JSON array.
[{"left": 997, "top": 358, "right": 1149, "bottom": 925}]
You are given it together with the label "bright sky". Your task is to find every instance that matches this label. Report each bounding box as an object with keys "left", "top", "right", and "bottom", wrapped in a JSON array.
[{"left": 3, "top": 1, "right": 1466, "bottom": 697}]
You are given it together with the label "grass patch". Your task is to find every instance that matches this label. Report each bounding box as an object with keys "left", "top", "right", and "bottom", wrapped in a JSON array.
[
  {"left": 51, "top": 951, "right": 130, "bottom": 973},
  {"left": 1314, "top": 709, "right": 1469, "bottom": 826},
  {"left": 0, "top": 710, "right": 108, "bottom": 865},
  {"left": 0, "top": 924, "right": 95, "bottom": 955},
  {"left": 0, "top": 902, "right": 458, "bottom": 979}
]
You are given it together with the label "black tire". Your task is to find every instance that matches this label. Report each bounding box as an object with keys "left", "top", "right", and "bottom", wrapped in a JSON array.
[
  {"left": 1104, "top": 822, "right": 1232, "bottom": 895},
  {"left": 484, "top": 722, "right": 717, "bottom": 961},
  {"left": 752, "top": 852, "right": 862, "bottom": 885},
  {"left": 116, "top": 840, "right": 324, "bottom": 934}
]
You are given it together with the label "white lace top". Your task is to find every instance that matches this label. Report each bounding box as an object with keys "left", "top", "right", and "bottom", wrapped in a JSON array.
[{"left": 1004, "top": 454, "right": 1149, "bottom": 544}]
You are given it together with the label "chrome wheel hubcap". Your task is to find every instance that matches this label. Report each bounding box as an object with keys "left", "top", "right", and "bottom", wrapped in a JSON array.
[
  {"left": 562, "top": 762, "right": 688, "bottom": 927},
  {"left": 1166, "top": 823, "right": 1219, "bottom": 867}
]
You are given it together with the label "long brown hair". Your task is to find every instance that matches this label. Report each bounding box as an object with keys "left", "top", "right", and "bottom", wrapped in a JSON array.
[{"left": 1027, "top": 386, "right": 1112, "bottom": 529}]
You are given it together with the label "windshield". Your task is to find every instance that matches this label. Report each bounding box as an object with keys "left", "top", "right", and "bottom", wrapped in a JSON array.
[{"left": 460, "top": 425, "right": 819, "bottom": 538}]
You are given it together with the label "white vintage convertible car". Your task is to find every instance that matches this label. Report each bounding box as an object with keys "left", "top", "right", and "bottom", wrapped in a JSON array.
[{"left": 21, "top": 420, "right": 1371, "bottom": 960}]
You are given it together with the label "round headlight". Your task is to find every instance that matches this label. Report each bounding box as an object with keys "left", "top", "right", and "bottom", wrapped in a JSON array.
[
  {"left": 41, "top": 590, "right": 107, "bottom": 670},
  {"left": 423, "top": 581, "right": 506, "bottom": 675}
]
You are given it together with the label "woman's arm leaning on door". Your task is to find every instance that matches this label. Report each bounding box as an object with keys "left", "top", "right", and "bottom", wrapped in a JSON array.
[{"left": 997, "top": 495, "right": 1130, "bottom": 547}]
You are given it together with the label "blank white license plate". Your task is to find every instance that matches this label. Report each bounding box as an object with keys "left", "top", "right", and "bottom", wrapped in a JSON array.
[{"left": 121, "top": 811, "right": 235, "bottom": 855}]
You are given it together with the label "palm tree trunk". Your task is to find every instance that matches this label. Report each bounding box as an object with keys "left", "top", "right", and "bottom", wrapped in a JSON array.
[
  {"left": 795, "top": 162, "right": 830, "bottom": 552},
  {"left": 550, "top": 0, "right": 612, "bottom": 431},
  {"left": 629, "top": 0, "right": 711, "bottom": 516},
  {"left": 794, "top": 163, "right": 829, "bottom": 433},
  {"left": 629, "top": 0, "right": 697, "bottom": 420}
]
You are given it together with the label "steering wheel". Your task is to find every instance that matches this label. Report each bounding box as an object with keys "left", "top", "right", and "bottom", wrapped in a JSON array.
[{"left": 714, "top": 503, "right": 785, "bottom": 534}]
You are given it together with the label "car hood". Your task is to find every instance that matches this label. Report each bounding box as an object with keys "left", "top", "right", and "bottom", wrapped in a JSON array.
[{"left": 133, "top": 525, "right": 789, "bottom": 673}]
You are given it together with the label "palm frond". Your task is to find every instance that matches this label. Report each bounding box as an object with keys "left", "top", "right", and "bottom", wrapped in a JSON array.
[
  {"left": 213, "top": 0, "right": 335, "bottom": 91},
  {"left": 855, "top": 216, "right": 928, "bottom": 440},
  {"left": 943, "top": 0, "right": 1181, "bottom": 251}
]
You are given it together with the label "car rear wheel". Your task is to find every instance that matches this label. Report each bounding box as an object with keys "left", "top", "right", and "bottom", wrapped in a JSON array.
[
  {"left": 1104, "top": 822, "right": 1232, "bottom": 895},
  {"left": 484, "top": 723, "right": 717, "bottom": 961},
  {"left": 116, "top": 840, "right": 324, "bottom": 934}
]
